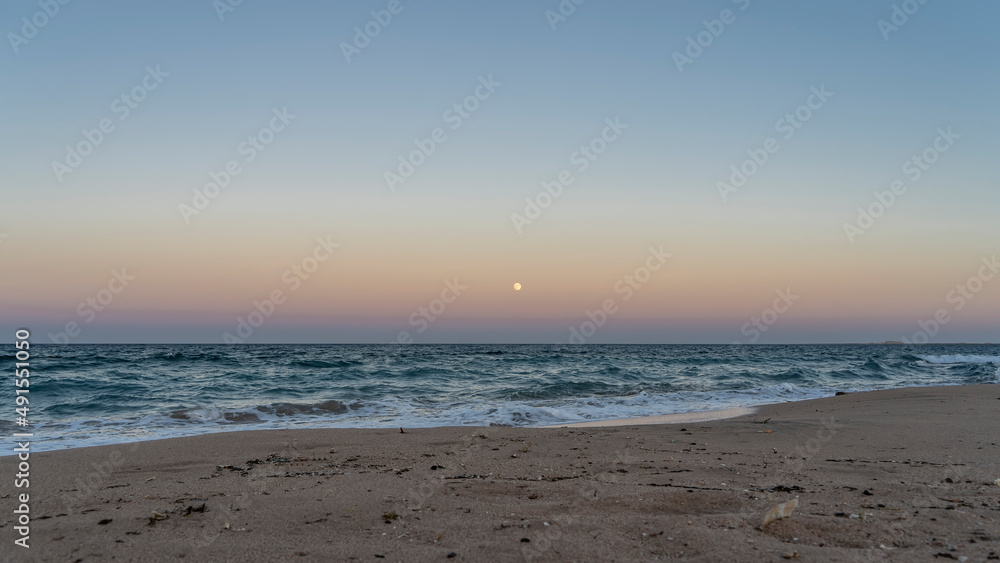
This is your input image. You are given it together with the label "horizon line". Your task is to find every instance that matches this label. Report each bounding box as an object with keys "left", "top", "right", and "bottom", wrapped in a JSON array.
[{"left": 18, "top": 342, "right": 998, "bottom": 346}]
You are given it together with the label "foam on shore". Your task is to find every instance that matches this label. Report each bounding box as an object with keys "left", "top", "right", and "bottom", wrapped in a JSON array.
[{"left": 541, "top": 406, "right": 757, "bottom": 427}]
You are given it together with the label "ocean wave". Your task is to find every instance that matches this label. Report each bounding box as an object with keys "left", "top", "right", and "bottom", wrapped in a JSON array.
[
  {"left": 862, "top": 357, "right": 885, "bottom": 371},
  {"left": 916, "top": 354, "right": 1000, "bottom": 383},
  {"left": 772, "top": 368, "right": 811, "bottom": 382},
  {"left": 167, "top": 399, "right": 366, "bottom": 423},
  {"left": 916, "top": 354, "right": 1000, "bottom": 365},
  {"left": 148, "top": 350, "right": 238, "bottom": 364},
  {"left": 288, "top": 359, "right": 360, "bottom": 369}
]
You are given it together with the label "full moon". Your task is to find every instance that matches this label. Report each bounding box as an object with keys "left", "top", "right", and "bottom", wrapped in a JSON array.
[{"left": 513, "top": 283, "right": 521, "bottom": 291}]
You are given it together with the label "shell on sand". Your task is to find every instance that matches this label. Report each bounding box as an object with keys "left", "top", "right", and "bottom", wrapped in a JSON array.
[{"left": 762, "top": 498, "right": 799, "bottom": 527}]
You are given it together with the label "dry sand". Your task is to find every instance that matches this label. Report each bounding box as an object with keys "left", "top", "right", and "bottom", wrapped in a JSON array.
[{"left": 3, "top": 385, "right": 999, "bottom": 562}]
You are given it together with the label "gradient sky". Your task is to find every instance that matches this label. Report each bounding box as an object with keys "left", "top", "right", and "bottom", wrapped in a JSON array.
[{"left": 1, "top": 0, "right": 998, "bottom": 343}]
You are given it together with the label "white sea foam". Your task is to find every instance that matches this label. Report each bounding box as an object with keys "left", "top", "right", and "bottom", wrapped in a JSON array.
[
  {"left": 19, "top": 383, "right": 846, "bottom": 453},
  {"left": 916, "top": 355, "right": 1000, "bottom": 381},
  {"left": 916, "top": 354, "right": 1000, "bottom": 365}
]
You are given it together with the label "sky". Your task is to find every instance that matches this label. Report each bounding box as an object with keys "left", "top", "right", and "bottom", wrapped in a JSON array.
[{"left": 1, "top": 0, "right": 998, "bottom": 344}]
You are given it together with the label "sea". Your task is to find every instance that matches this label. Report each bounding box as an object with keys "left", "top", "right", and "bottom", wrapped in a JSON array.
[{"left": 5, "top": 344, "right": 999, "bottom": 453}]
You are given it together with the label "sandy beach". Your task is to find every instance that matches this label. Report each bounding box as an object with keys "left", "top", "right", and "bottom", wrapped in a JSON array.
[{"left": 4, "top": 384, "right": 999, "bottom": 562}]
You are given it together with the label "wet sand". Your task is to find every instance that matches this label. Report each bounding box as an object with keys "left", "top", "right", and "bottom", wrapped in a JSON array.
[{"left": 3, "top": 385, "right": 999, "bottom": 561}]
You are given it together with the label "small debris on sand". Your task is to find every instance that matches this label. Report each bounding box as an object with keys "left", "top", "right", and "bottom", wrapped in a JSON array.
[
  {"left": 148, "top": 511, "right": 168, "bottom": 526},
  {"left": 762, "top": 498, "right": 798, "bottom": 527},
  {"left": 180, "top": 503, "right": 206, "bottom": 516}
]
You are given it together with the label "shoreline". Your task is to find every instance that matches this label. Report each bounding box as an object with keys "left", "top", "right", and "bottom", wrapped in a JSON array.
[
  {"left": 5, "top": 405, "right": 764, "bottom": 458},
  {"left": 9, "top": 382, "right": 995, "bottom": 456},
  {"left": 4, "top": 384, "right": 999, "bottom": 560},
  {"left": 541, "top": 406, "right": 759, "bottom": 428},
  {"left": 19, "top": 380, "right": 996, "bottom": 456}
]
